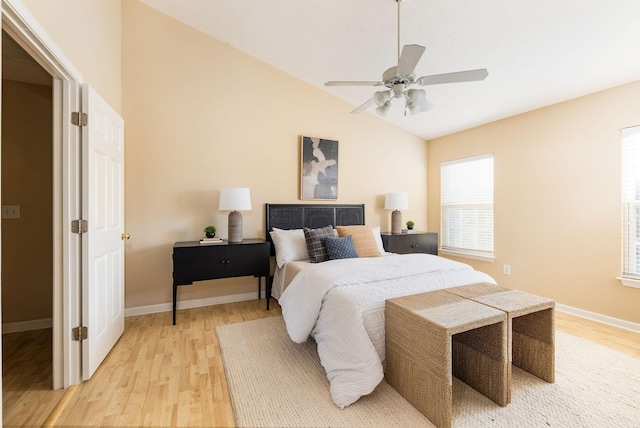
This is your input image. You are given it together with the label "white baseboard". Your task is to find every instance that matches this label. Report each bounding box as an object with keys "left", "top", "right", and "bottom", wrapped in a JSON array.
[
  {"left": 6, "top": 300, "right": 635, "bottom": 336},
  {"left": 124, "top": 291, "right": 261, "bottom": 317},
  {"left": 128, "top": 299, "right": 639, "bottom": 333},
  {"left": 556, "top": 303, "right": 640, "bottom": 333},
  {"left": 2, "top": 293, "right": 265, "bottom": 332},
  {"left": 3, "top": 317, "right": 53, "bottom": 333}
]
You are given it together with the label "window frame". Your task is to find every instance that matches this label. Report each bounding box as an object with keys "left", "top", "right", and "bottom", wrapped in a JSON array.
[
  {"left": 619, "top": 126, "right": 640, "bottom": 288},
  {"left": 440, "top": 153, "right": 495, "bottom": 262}
]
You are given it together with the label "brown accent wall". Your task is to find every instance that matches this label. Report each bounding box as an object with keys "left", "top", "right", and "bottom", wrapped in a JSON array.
[{"left": 1, "top": 80, "right": 53, "bottom": 323}]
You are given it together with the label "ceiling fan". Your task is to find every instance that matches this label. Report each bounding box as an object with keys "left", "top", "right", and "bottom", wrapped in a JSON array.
[{"left": 325, "top": 0, "right": 488, "bottom": 117}]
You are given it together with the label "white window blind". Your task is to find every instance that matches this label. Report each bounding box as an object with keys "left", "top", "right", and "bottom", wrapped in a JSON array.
[
  {"left": 622, "top": 126, "right": 640, "bottom": 280},
  {"left": 440, "top": 153, "right": 494, "bottom": 259}
]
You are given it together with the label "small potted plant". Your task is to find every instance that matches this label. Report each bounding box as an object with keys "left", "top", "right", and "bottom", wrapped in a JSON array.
[
  {"left": 406, "top": 220, "right": 415, "bottom": 230},
  {"left": 204, "top": 225, "right": 217, "bottom": 238}
]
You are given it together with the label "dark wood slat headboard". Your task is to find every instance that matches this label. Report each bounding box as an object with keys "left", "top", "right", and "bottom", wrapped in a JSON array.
[{"left": 265, "top": 203, "right": 365, "bottom": 254}]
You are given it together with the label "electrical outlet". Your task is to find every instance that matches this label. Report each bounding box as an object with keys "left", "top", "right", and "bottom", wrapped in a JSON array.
[
  {"left": 1, "top": 205, "right": 20, "bottom": 219},
  {"left": 503, "top": 264, "right": 511, "bottom": 275}
]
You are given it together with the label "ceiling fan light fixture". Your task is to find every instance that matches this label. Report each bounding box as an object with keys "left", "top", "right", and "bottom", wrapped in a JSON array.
[
  {"left": 392, "top": 83, "right": 405, "bottom": 97},
  {"left": 376, "top": 102, "right": 391, "bottom": 117},
  {"left": 374, "top": 90, "right": 391, "bottom": 106},
  {"left": 324, "top": 0, "right": 488, "bottom": 117},
  {"left": 407, "top": 101, "right": 421, "bottom": 115},
  {"left": 407, "top": 88, "right": 426, "bottom": 104}
]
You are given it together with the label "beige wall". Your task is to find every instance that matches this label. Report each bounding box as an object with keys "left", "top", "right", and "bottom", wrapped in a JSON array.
[
  {"left": 16, "top": 0, "right": 636, "bottom": 325},
  {"left": 428, "top": 80, "right": 640, "bottom": 324},
  {"left": 121, "top": 1, "right": 427, "bottom": 308},
  {"left": 21, "top": 0, "right": 122, "bottom": 112},
  {"left": 1, "top": 81, "right": 53, "bottom": 323}
]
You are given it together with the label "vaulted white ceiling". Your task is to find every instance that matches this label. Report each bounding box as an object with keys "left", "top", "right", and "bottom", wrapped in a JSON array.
[{"left": 138, "top": 0, "right": 640, "bottom": 140}]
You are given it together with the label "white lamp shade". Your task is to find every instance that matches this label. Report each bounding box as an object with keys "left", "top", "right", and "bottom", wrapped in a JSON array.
[
  {"left": 384, "top": 192, "right": 409, "bottom": 210},
  {"left": 219, "top": 187, "right": 252, "bottom": 211}
]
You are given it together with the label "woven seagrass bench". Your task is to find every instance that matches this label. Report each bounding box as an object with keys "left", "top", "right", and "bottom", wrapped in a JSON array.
[
  {"left": 446, "top": 282, "right": 555, "bottom": 403},
  {"left": 385, "top": 290, "right": 509, "bottom": 428}
]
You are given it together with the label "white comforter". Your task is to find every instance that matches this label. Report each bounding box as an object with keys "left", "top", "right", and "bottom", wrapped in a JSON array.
[{"left": 279, "top": 253, "right": 495, "bottom": 408}]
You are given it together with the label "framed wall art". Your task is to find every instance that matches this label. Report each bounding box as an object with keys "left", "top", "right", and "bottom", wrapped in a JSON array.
[{"left": 300, "top": 136, "right": 338, "bottom": 200}]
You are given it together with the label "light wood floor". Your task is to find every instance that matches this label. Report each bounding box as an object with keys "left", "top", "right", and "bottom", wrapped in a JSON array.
[{"left": 3, "top": 300, "right": 639, "bottom": 427}]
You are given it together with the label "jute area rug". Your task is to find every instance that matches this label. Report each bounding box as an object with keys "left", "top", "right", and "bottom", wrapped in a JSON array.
[{"left": 216, "top": 316, "right": 640, "bottom": 427}]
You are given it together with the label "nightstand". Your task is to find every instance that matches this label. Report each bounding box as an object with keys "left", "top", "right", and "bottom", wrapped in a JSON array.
[
  {"left": 172, "top": 239, "right": 270, "bottom": 325},
  {"left": 380, "top": 232, "right": 438, "bottom": 255}
]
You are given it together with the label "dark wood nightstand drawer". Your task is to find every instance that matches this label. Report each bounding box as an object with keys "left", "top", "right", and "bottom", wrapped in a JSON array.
[
  {"left": 381, "top": 232, "right": 438, "bottom": 255},
  {"left": 172, "top": 239, "right": 270, "bottom": 324}
]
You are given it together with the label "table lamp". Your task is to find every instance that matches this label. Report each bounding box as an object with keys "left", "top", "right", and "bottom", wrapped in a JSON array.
[
  {"left": 385, "top": 192, "right": 408, "bottom": 234},
  {"left": 219, "top": 187, "right": 252, "bottom": 243}
]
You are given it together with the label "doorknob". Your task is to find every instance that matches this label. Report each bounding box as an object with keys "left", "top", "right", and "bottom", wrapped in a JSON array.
[{"left": 121, "top": 233, "right": 131, "bottom": 240}]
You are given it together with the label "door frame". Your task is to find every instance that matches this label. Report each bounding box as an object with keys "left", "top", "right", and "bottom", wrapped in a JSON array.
[{"left": 2, "top": 0, "right": 83, "bottom": 388}]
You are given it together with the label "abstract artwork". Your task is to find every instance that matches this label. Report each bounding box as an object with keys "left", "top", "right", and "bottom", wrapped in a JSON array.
[{"left": 300, "top": 136, "right": 338, "bottom": 200}]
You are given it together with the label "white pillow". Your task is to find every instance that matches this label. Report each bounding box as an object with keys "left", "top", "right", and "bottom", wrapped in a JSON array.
[
  {"left": 270, "top": 228, "right": 309, "bottom": 268},
  {"left": 371, "top": 226, "right": 387, "bottom": 254}
]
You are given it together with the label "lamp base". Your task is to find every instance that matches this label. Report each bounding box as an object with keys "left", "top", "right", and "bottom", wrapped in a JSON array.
[
  {"left": 228, "top": 211, "right": 243, "bottom": 243},
  {"left": 391, "top": 210, "right": 402, "bottom": 234}
]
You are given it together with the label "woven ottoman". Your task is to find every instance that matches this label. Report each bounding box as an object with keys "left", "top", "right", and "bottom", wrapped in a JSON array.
[
  {"left": 385, "top": 290, "right": 509, "bottom": 428},
  {"left": 446, "top": 282, "right": 555, "bottom": 403}
]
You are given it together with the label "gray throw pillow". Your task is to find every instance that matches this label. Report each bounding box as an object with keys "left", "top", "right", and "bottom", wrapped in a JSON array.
[{"left": 303, "top": 225, "right": 335, "bottom": 263}]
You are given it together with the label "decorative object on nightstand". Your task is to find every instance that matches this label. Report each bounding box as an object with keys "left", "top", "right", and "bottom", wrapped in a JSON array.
[
  {"left": 219, "top": 187, "right": 252, "bottom": 243},
  {"left": 204, "top": 225, "right": 216, "bottom": 238},
  {"left": 200, "top": 225, "right": 222, "bottom": 244},
  {"left": 406, "top": 220, "right": 415, "bottom": 230},
  {"left": 385, "top": 192, "right": 408, "bottom": 234}
]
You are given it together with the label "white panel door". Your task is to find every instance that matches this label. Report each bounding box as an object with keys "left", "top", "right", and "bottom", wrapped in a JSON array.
[{"left": 81, "top": 84, "right": 125, "bottom": 379}]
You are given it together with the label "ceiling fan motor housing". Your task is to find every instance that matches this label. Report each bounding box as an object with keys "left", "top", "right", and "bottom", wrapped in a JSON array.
[{"left": 382, "top": 66, "right": 416, "bottom": 87}]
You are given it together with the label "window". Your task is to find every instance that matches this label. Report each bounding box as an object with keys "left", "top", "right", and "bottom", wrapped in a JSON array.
[
  {"left": 621, "top": 126, "right": 640, "bottom": 286},
  {"left": 440, "top": 153, "right": 494, "bottom": 260}
]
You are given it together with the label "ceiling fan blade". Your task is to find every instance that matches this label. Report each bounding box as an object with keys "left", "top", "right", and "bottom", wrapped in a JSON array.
[
  {"left": 396, "top": 44, "right": 426, "bottom": 76},
  {"left": 325, "top": 81, "right": 382, "bottom": 87},
  {"left": 417, "top": 68, "right": 489, "bottom": 85},
  {"left": 350, "top": 98, "right": 376, "bottom": 114}
]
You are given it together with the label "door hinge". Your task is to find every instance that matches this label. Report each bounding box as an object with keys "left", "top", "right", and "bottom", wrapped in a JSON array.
[
  {"left": 72, "top": 326, "right": 88, "bottom": 341},
  {"left": 71, "top": 219, "right": 88, "bottom": 234},
  {"left": 71, "top": 112, "right": 88, "bottom": 127}
]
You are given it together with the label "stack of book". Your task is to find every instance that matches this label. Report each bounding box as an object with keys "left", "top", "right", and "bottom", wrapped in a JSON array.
[{"left": 200, "top": 237, "right": 223, "bottom": 244}]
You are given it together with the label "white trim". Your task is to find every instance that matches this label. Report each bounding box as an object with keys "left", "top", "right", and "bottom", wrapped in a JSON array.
[
  {"left": 126, "top": 296, "right": 640, "bottom": 336},
  {"left": 440, "top": 152, "right": 493, "bottom": 167},
  {"left": 616, "top": 276, "right": 640, "bottom": 288},
  {"left": 439, "top": 248, "right": 495, "bottom": 262},
  {"left": 2, "top": 318, "right": 53, "bottom": 334},
  {"left": 124, "top": 292, "right": 263, "bottom": 318},
  {"left": 621, "top": 125, "right": 640, "bottom": 136},
  {"left": 2, "top": 0, "right": 84, "bottom": 389},
  {"left": 556, "top": 303, "right": 640, "bottom": 333},
  {"left": 1, "top": 0, "right": 81, "bottom": 80}
]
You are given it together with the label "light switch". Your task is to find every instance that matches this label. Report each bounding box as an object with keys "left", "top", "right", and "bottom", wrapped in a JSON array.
[{"left": 2, "top": 205, "right": 21, "bottom": 219}]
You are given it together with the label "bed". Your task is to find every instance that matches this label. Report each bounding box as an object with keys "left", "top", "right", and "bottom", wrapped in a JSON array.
[
  {"left": 266, "top": 203, "right": 368, "bottom": 301},
  {"left": 265, "top": 203, "right": 496, "bottom": 409}
]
